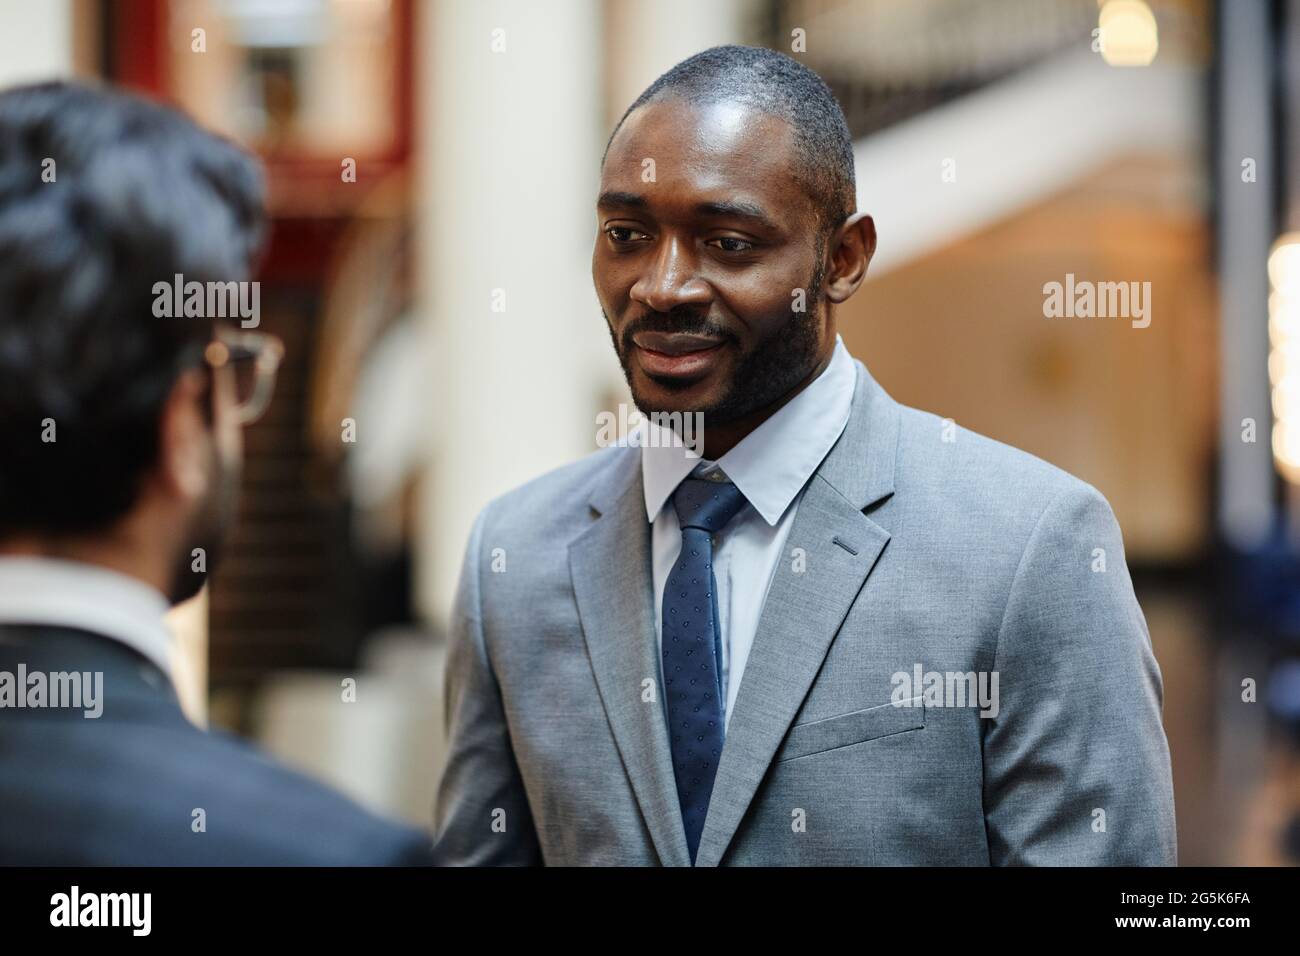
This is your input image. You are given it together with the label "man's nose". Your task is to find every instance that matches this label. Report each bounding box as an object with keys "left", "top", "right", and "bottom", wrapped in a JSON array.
[{"left": 629, "top": 235, "right": 711, "bottom": 314}]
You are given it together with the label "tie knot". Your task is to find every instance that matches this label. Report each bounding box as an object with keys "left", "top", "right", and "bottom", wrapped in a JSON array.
[{"left": 672, "top": 476, "right": 747, "bottom": 533}]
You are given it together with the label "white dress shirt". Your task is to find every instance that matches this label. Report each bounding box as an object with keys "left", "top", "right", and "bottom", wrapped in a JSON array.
[
  {"left": 0, "top": 556, "right": 174, "bottom": 682},
  {"left": 641, "top": 336, "right": 857, "bottom": 732}
]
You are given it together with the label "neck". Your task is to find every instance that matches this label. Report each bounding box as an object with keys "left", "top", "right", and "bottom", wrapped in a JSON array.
[
  {"left": 0, "top": 525, "right": 172, "bottom": 600},
  {"left": 700, "top": 347, "right": 835, "bottom": 460}
]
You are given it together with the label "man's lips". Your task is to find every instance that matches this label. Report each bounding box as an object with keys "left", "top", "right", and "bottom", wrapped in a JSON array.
[{"left": 630, "top": 332, "right": 728, "bottom": 378}]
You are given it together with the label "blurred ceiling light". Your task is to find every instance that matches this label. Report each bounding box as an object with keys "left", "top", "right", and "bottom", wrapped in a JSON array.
[
  {"left": 1098, "top": 0, "right": 1159, "bottom": 67},
  {"left": 1270, "top": 291, "right": 1300, "bottom": 337},
  {"left": 1269, "top": 236, "right": 1300, "bottom": 293},
  {"left": 1270, "top": 234, "right": 1300, "bottom": 483},
  {"left": 1274, "top": 420, "right": 1300, "bottom": 482}
]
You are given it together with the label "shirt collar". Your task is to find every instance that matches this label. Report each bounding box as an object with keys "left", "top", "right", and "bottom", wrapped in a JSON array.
[
  {"left": 0, "top": 556, "right": 174, "bottom": 681},
  {"left": 641, "top": 335, "right": 857, "bottom": 526}
]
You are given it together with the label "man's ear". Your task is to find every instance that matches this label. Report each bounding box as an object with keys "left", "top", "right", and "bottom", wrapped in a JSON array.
[
  {"left": 824, "top": 211, "right": 877, "bottom": 304},
  {"left": 156, "top": 369, "right": 210, "bottom": 502}
]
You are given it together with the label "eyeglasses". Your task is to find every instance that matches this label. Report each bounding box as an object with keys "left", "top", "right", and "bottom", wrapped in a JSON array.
[{"left": 202, "top": 330, "right": 285, "bottom": 425}]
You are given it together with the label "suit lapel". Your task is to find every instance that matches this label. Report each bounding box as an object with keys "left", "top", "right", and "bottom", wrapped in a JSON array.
[
  {"left": 694, "top": 361, "right": 901, "bottom": 867},
  {"left": 569, "top": 451, "right": 691, "bottom": 867}
]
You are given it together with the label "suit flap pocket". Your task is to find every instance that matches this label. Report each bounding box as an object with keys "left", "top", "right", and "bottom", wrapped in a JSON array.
[{"left": 778, "top": 697, "right": 925, "bottom": 762}]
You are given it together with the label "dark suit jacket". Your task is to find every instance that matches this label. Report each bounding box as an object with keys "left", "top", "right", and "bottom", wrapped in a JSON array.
[{"left": 0, "top": 624, "right": 433, "bottom": 865}]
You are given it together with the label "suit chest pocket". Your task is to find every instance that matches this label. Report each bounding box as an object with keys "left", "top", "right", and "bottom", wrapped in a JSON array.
[{"left": 777, "top": 697, "right": 925, "bottom": 762}]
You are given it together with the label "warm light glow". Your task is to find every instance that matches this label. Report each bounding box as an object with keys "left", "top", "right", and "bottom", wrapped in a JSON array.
[
  {"left": 1272, "top": 346, "right": 1300, "bottom": 384},
  {"left": 1273, "top": 421, "right": 1300, "bottom": 483},
  {"left": 1273, "top": 376, "right": 1300, "bottom": 418},
  {"left": 1098, "top": 0, "right": 1159, "bottom": 67},
  {"left": 1269, "top": 233, "right": 1300, "bottom": 294},
  {"left": 1269, "top": 301, "right": 1300, "bottom": 345},
  {"left": 1269, "top": 235, "right": 1300, "bottom": 483}
]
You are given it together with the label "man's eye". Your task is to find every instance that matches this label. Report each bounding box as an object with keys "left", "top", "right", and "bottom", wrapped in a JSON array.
[
  {"left": 606, "top": 226, "right": 647, "bottom": 243},
  {"left": 710, "top": 237, "right": 754, "bottom": 253}
]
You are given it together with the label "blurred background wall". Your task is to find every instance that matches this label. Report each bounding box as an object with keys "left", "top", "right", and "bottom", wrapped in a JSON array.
[{"left": 3, "top": 0, "right": 1299, "bottom": 865}]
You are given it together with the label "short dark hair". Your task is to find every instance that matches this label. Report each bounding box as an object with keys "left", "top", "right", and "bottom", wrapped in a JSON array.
[
  {"left": 0, "top": 81, "right": 265, "bottom": 537},
  {"left": 605, "top": 45, "right": 857, "bottom": 237}
]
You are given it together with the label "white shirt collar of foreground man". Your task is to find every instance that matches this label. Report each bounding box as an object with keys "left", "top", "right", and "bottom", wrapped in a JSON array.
[
  {"left": 640, "top": 334, "right": 857, "bottom": 525},
  {"left": 0, "top": 556, "right": 173, "bottom": 681}
]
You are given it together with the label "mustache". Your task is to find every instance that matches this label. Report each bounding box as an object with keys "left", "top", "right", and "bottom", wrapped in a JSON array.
[{"left": 619, "top": 308, "right": 736, "bottom": 349}]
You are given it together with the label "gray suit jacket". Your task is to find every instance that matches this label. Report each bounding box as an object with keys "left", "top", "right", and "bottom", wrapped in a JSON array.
[{"left": 433, "top": 360, "right": 1177, "bottom": 865}]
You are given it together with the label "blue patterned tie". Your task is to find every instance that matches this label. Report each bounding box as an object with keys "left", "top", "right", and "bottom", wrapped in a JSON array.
[{"left": 662, "top": 474, "right": 748, "bottom": 863}]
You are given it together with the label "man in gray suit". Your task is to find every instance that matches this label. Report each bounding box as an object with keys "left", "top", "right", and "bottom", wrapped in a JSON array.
[{"left": 434, "top": 46, "right": 1176, "bottom": 865}]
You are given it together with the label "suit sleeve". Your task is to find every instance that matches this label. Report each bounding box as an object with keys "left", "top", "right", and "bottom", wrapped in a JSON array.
[
  {"left": 432, "top": 507, "right": 543, "bottom": 865},
  {"left": 361, "top": 820, "right": 439, "bottom": 867},
  {"left": 981, "top": 482, "right": 1177, "bottom": 865}
]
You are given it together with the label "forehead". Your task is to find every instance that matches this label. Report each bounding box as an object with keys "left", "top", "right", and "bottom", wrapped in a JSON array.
[{"left": 601, "top": 98, "right": 815, "bottom": 226}]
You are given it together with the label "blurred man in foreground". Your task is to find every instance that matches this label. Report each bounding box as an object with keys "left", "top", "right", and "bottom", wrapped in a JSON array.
[{"left": 0, "top": 81, "right": 432, "bottom": 865}]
